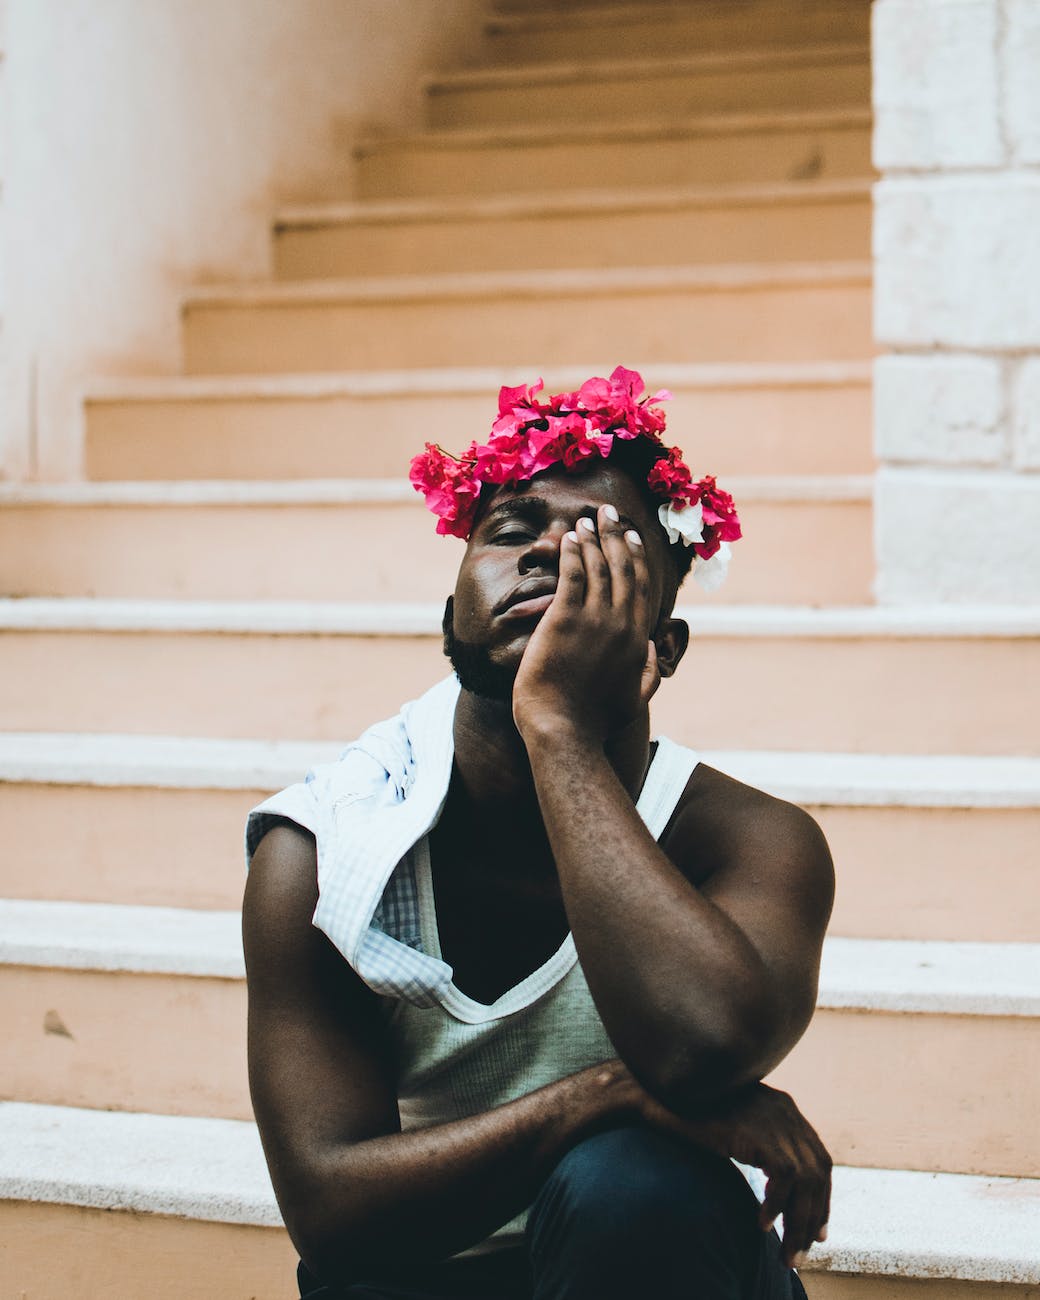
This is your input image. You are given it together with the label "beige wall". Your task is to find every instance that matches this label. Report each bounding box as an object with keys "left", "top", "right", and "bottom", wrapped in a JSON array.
[
  {"left": 0, "top": 0, "right": 485, "bottom": 480},
  {"left": 872, "top": 0, "right": 1040, "bottom": 603}
]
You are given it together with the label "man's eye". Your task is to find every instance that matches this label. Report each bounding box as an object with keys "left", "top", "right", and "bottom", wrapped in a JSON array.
[{"left": 491, "top": 530, "right": 534, "bottom": 545}]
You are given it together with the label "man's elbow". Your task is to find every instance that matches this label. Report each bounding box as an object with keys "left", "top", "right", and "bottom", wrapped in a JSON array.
[
  {"left": 647, "top": 999, "right": 811, "bottom": 1112},
  {"left": 280, "top": 1167, "right": 386, "bottom": 1286},
  {"left": 291, "top": 1209, "right": 386, "bottom": 1290},
  {"left": 647, "top": 1032, "right": 762, "bottom": 1111}
]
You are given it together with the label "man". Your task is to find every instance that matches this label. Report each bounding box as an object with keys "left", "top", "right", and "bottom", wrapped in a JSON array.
[{"left": 243, "top": 369, "right": 834, "bottom": 1299}]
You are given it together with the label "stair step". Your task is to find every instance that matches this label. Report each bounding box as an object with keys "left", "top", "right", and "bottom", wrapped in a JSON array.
[
  {"left": 0, "top": 901, "right": 248, "bottom": 1119},
  {"left": 354, "top": 109, "right": 874, "bottom": 200},
  {"left": 425, "top": 44, "right": 871, "bottom": 129},
  {"left": 484, "top": 2, "right": 871, "bottom": 63},
  {"left": 777, "top": 939, "right": 1040, "bottom": 1179},
  {"left": 0, "top": 476, "right": 874, "bottom": 606},
  {"left": 2, "top": 601, "right": 1037, "bottom": 753},
  {"left": 181, "top": 263, "right": 873, "bottom": 374},
  {"left": 2, "top": 738, "right": 1037, "bottom": 937},
  {"left": 2, "top": 907, "right": 1038, "bottom": 1175},
  {"left": 83, "top": 362, "right": 874, "bottom": 481},
  {"left": 0, "top": 1102, "right": 294, "bottom": 1299},
  {"left": 2, "top": 1102, "right": 1038, "bottom": 1299},
  {"left": 272, "top": 180, "right": 872, "bottom": 278}
]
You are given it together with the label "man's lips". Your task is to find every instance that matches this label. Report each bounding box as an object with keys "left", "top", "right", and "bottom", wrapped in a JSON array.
[
  {"left": 499, "top": 592, "right": 556, "bottom": 620},
  {"left": 494, "top": 580, "right": 557, "bottom": 619}
]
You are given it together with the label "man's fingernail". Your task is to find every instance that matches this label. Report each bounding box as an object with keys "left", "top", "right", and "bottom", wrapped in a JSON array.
[
  {"left": 603, "top": 504, "right": 619, "bottom": 522},
  {"left": 625, "top": 530, "right": 642, "bottom": 546},
  {"left": 564, "top": 531, "right": 578, "bottom": 544},
  {"left": 578, "top": 516, "right": 596, "bottom": 532}
]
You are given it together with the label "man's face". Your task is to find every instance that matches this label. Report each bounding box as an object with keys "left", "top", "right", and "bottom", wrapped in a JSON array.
[{"left": 445, "top": 462, "right": 675, "bottom": 701}]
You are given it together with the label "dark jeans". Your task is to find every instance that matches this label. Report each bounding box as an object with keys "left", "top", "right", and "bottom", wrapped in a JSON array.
[{"left": 297, "top": 1126, "right": 809, "bottom": 1300}]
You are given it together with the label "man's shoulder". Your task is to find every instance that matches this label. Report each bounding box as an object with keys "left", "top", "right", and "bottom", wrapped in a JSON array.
[{"left": 665, "top": 761, "right": 832, "bottom": 889}]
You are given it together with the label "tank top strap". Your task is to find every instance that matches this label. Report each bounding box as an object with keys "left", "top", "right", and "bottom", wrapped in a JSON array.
[{"left": 635, "top": 736, "right": 699, "bottom": 840}]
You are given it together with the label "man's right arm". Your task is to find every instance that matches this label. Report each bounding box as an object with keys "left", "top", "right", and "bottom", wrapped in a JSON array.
[{"left": 243, "top": 823, "right": 640, "bottom": 1287}]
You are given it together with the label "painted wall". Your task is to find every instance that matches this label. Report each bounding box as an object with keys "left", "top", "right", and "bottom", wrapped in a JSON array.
[
  {"left": 873, "top": 0, "right": 1040, "bottom": 603},
  {"left": 0, "top": 0, "right": 484, "bottom": 479}
]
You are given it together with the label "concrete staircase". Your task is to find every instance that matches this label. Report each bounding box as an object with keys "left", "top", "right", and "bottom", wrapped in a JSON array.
[{"left": 2, "top": 1, "right": 1039, "bottom": 1295}]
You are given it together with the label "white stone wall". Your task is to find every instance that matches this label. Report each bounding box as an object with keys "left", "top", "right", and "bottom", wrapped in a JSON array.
[
  {"left": 0, "top": 0, "right": 484, "bottom": 480},
  {"left": 873, "top": 0, "right": 1040, "bottom": 603}
]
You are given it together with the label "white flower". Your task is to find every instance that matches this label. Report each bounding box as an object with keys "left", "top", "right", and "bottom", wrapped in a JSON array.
[
  {"left": 657, "top": 499, "right": 704, "bottom": 547},
  {"left": 693, "top": 541, "right": 732, "bottom": 593},
  {"left": 658, "top": 500, "right": 732, "bottom": 590}
]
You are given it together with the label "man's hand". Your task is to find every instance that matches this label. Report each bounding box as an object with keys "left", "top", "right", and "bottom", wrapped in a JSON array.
[
  {"left": 633, "top": 1072, "right": 832, "bottom": 1268},
  {"left": 512, "top": 503, "right": 658, "bottom": 743}
]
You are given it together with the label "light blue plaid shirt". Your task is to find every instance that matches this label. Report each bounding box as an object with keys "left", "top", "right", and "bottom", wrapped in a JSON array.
[{"left": 246, "top": 675, "right": 463, "bottom": 1007}]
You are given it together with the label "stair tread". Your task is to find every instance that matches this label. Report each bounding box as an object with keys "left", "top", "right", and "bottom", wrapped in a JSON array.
[
  {"left": 0, "top": 1102, "right": 278, "bottom": 1226},
  {"left": 426, "top": 40, "right": 869, "bottom": 92},
  {"left": 486, "top": 2, "right": 864, "bottom": 34},
  {"left": 0, "top": 899, "right": 243, "bottom": 977},
  {"left": 181, "top": 259, "right": 873, "bottom": 307},
  {"left": 83, "top": 360, "right": 874, "bottom": 404},
  {"left": 274, "top": 177, "right": 872, "bottom": 228},
  {"left": 1, "top": 1100, "right": 1038, "bottom": 1283},
  {"left": 0, "top": 475, "right": 873, "bottom": 508},
  {"left": 3, "top": 899, "right": 1038, "bottom": 1015},
  {"left": 4, "top": 734, "right": 1040, "bottom": 807},
  {"left": 3, "top": 598, "right": 1039, "bottom": 638},
  {"left": 354, "top": 105, "right": 873, "bottom": 154}
]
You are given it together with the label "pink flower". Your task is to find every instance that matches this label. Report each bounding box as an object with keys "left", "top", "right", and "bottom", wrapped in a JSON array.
[
  {"left": 576, "top": 376, "right": 613, "bottom": 409},
  {"left": 409, "top": 368, "right": 737, "bottom": 589},
  {"left": 646, "top": 446, "right": 694, "bottom": 500},
  {"left": 409, "top": 443, "right": 481, "bottom": 538},
  {"left": 696, "top": 475, "right": 742, "bottom": 543},
  {"left": 473, "top": 431, "right": 524, "bottom": 484},
  {"left": 608, "top": 365, "right": 644, "bottom": 399},
  {"left": 497, "top": 378, "right": 544, "bottom": 416}
]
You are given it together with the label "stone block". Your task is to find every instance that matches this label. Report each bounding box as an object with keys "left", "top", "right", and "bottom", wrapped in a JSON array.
[
  {"left": 875, "top": 174, "right": 1040, "bottom": 348},
  {"left": 1004, "top": 0, "right": 1040, "bottom": 164},
  {"left": 873, "top": 0, "right": 1003, "bottom": 170},
  {"left": 874, "top": 354, "right": 1004, "bottom": 466},
  {"left": 875, "top": 466, "right": 1040, "bottom": 603},
  {"left": 1011, "top": 360, "right": 1040, "bottom": 469}
]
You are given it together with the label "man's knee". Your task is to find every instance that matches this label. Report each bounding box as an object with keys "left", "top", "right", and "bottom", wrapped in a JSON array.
[{"left": 527, "top": 1124, "right": 759, "bottom": 1263}]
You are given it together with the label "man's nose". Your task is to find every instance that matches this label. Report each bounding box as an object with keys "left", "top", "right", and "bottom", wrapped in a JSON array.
[{"left": 518, "top": 528, "right": 566, "bottom": 574}]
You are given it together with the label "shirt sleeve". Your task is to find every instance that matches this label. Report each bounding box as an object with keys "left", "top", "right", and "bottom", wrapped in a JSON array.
[{"left": 244, "top": 779, "right": 323, "bottom": 867}]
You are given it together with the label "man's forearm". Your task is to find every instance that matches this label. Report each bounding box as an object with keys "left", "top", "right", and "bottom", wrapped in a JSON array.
[
  {"left": 290, "top": 1061, "right": 637, "bottom": 1285},
  {"left": 524, "top": 725, "right": 781, "bottom": 1106}
]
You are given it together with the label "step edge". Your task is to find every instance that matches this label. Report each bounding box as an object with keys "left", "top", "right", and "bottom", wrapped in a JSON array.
[
  {"left": 423, "top": 40, "right": 871, "bottom": 93},
  {"left": 83, "top": 360, "right": 875, "bottom": 405},
  {"left": 0, "top": 733, "right": 342, "bottom": 791},
  {"left": 487, "top": 2, "right": 868, "bottom": 37},
  {"left": 2, "top": 1102, "right": 1038, "bottom": 1283},
  {"left": 353, "top": 106, "right": 874, "bottom": 156},
  {"left": 0, "top": 475, "right": 874, "bottom": 508},
  {"left": 0, "top": 899, "right": 244, "bottom": 978},
  {"left": 3, "top": 600, "right": 1039, "bottom": 639},
  {"left": 0, "top": 1102, "right": 280, "bottom": 1227},
  {"left": 4, "top": 738, "right": 1039, "bottom": 806},
  {"left": 2, "top": 904, "right": 1036, "bottom": 1015},
  {"left": 180, "top": 260, "right": 873, "bottom": 308},
  {"left": 273, "top": 178, "right": 872, "bottom": 229}
]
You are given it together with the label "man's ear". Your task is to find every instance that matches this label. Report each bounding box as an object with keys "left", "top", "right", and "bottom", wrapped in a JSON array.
[
  {"left": 441, "top": 596, "right": 454, "bottom": 656},
  {"left": 653, "top": 617, "right": 689, "bottom": 679}
]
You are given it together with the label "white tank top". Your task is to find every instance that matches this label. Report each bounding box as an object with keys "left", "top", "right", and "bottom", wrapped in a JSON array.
[{"left": 379, "top": 737, "right": 700, "bottom": 1254}]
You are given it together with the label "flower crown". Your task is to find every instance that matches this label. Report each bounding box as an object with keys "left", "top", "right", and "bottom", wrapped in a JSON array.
[{"left": 408, "top": 365, "right": 741, "bottom": 591}]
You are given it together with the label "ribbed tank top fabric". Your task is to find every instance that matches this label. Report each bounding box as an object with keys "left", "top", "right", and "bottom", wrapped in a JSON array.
[{"left": 378, "top": 736, "right": 700, "bottom": 1255}]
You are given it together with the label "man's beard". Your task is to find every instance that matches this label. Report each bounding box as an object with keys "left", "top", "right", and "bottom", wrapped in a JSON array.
[
  {"left": 442, "top": 599, "right": 517, "bottom": 703},
  {"left": 443, "top": 623, "right": 518, "bottom": 703}
]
